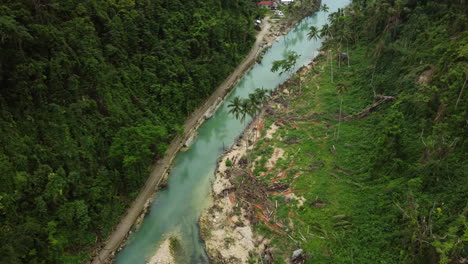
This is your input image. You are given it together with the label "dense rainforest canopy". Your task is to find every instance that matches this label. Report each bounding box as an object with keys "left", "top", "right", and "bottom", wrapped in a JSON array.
[
  {"left": 296, "top": 0, "right": 467, "bottom": 262},
  {"left": 0, "top": 0, "right": 257, "bottom": 262}
]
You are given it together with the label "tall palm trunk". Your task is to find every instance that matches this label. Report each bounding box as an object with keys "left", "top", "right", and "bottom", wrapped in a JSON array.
[
  {"left": 347, "top": 42, "right": 350, "bottom": 68},
  {"left": 330, "top": 50, "right": 334, "bottom": 83},
  {"left": 337, "top": 96, "right": 343, "bottom": 140}
]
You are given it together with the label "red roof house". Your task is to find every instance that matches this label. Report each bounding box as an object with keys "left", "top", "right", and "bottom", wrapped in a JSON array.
[{"left": 257, "top": 1, "right": 277, "bottom": 9}]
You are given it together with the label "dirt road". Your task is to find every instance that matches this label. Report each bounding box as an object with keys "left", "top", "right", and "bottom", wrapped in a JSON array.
[{"left": 91, "top": 18, "right": 272, "bottom": 264}]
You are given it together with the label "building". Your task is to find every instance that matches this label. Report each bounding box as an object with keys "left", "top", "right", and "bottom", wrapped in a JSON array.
[
  {"left": 275, "top": 10, "right": 284, "bottom": 17},
  {"left": 281, "top": 0, "right": 294, "bottom": 5},
  {"left": 257, "top": 1, "right": 278, "bottom": 9}
]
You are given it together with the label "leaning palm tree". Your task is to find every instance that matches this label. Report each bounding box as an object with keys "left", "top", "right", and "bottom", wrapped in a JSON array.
[
  {"left": 320, "top": 24, "right": 334, "bottom": 83},
  {"left": 271, "top": 51, "right": 301, "bottom": 75},
  {"left": 239, "top": 98, "right": 252, "bottom": 124},
  {"left": 320, "top": 3, "right": 329, "bottom": 13},
  {"left": 253, "top": 88, "right": 269, "bottom": 104},
  {"left": 228, "top": 89, "right": 272, "bottom": 154},
  {"left": 248, "top": 93, "right": 261, "bottom": 116},
  {"left": 307, "top": 26, "right": 320, "bottom": 41},
  {"left": 228, "top": 96, "right": 243, "bottom": 120},
  {"left": 319, "top": 23, "right": 332, "bottom": 39},
  {"left": 320, "top": 3, "right": 329, "bottom": 20},
  {"left": 229, "top": 88, "right": 270, "bottom": 124},
  {"left": 328, "top": 11, "right": 340, "bottom": 24},
  {"left": 335, "top": 82, "right": 347, "bottom": 140}
]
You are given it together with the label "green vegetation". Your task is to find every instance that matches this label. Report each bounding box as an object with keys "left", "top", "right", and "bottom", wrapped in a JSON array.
[
  {"left": 168, "top": 236, "right": 184, "bottom": 263},
  {"left": 285, "top": 0, "right": 323, "bottom": 18},
  {"left": 271, "top": 51, "right": 301, "bottom": 75},
  {"left": 241, "top": 0, "right": 467, "bottom": 263},
  {"left": 228, "top": 88, "right": 269, "bottom": 123},
  {"left": 0, "top": 0, "right": 258, "bottom": 262}
]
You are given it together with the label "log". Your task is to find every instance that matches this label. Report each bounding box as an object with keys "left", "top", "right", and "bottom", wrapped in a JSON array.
[{"left": 344, "top": 95, "right": 395, "bottom": 121}]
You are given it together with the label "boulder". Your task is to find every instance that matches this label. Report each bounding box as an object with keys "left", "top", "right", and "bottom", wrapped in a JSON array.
[{"left": 291, "top": 248, "right": 305, "bottom": 263}]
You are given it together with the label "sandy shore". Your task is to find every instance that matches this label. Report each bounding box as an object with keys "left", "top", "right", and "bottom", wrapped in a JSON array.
[
  {"left": 199, "top": 116, "right": 267, "bottom": 263},
  {"left": 199, "top": 92, "right": 285, "bottom": 263},
  {"left": 147, "top": 238, "right": 176, "bottom": 264}
]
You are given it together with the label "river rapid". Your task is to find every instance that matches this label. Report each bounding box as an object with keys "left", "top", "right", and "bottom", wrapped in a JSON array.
[{"left": 116, "top": 0, "right": 350, "bottom": 262}]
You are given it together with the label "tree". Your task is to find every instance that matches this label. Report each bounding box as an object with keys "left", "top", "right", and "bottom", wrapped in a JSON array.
[
  {"left": 335, "top": 82, "right": 348, "bottom": 140},
  {"left": 319, "top": 24, "right": 335, "bottom": 82},
  {"left": 0, "top": 0, "right": 259, "bottom": 261},
  {"left": 271, "top": 51, "right": 301, "bottom": 75},
  {"left": 253, "top": 88, "right": 269, "bottom": 104},
  {"left": 320, "top": 4, "right": 329, "bottom": 13},
  {"left": 239, "top": 98, "right": 251, "bottom": 124},
  {"left": 228, "top": 96, "right": 249, "bottom": 124},
  {"left": 307, "top": 26, "right": 320, "bottom": 41},
  {"left": 320, "top": 3, "right": 329, "bottom": 20},
  {"left": 228, "top": 88, "right": 269, "bottom": 124},
  {"left": 319, "top": 23, "right": 333, "bottom": 39},
  {"left": 228, "top": 96, "right": 243, "bottom": 120}
]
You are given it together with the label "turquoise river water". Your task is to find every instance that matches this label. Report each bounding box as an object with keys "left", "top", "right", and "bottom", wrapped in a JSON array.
[{"left": 116, "top": 0, "right": 349, "bottom": 262}]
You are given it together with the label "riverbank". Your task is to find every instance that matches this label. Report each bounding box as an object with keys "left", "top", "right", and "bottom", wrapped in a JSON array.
[
  {"left": 138, "top": 13, "right": 322, "bottom": 264},
  {"left": 200, "top": 42, "right": 376, "bottom": 262},
  {"left": 90, "top": 16, "right": 273, "bottom": 264},
  {"left": 90, "top": 12, "right": 311, "bottom": 264},
  {"left": 200, "top": 20, "right": 456, "bottom": 261},
  {"left": 135, "top": 0, "right": 468, "bottom": 262},
  {"left": 199, "top": 106, "right": 277, "bottom": 263},
  {"left": 199, "top": 57, "right": 322, "bottom": 262}
]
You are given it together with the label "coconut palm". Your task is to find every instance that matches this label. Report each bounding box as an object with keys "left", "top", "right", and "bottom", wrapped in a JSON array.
[
  {"left": 328, "top": 11, "right": 340, "bottom": 24},
  {"left": 319, "top": 24, "right": 334, "bottom": 82},
  {"left": 319, "top": 23, "right": 332, "bottom": 39},
  {"left": 320, "top": 4, "right": 329, "bottom": 13},
  {"left": 307, "top": 26, "right": 320, "bottom": 41},
  {"left": 271, "top": 51, "right": 300, "bottom": 75},
  {"left": 320, "top": 3, "right": 329, "bottom": 20},
  {"left": 253, "top": 88, "right": 269, "bottom": 104},
  {"left": 248, "top": 93, "right": 261, "bottom": 115},
  {"left": 228, "top": 96, "right": 243, "bottom": 120},
  {"left": 239, "top": 98, "right": 251, "bottom": 124},
  {"left": 229, "top": 88, "right": 270, "bottom": 124},
  {"left": 335, "top": 82, "right": 347, "bottom": 140}
]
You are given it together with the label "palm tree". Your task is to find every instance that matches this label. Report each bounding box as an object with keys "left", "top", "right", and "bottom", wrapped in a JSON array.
[
  {"left": 229, "top": 88, "right": 270, "bottom": 125},
  {"left": 320, "top": 24, "right": 334, "bottom": 83},
  {"left": 271, "top": 51, "right": 300, "bottom": 75},
  {"left": 319, "top": 23, "right": 332, "bottom": 39},
  {"left": 320, "top": 4, "right": 329, "bottom": 13},
  {"left": 228, "top": 89, "right": 271, "bottom": 152},
  {"left": 307, "top": 26, "right": 320, "bottom": 41},
  {"left": 248, "top": 93, "right": 261, "bottom": 116},
  {"left": 249, "top": 88, "right": 270, "bottom": 119},
  {"left": 328, "top": 11, "right": 340, "bottom": 24},
  {"left": 239, "top": 98, "right": 251, "bottom": 124},
  {"left": 253, "top": 88, "right": 269, "bottom": 104},
  {"left": 335, "top": 82, "right": 347, "bottom": 140},
  {"left": 228, "top": 96, "right": 243, "bottom": 120},
  {"left": 320, "top": 3, "right": 329, "bottom": 20}
]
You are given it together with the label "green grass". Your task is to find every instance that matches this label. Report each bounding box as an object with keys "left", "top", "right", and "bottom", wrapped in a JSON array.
[{"left": 242, "top": 48, "right": 406, "bottom": 263}]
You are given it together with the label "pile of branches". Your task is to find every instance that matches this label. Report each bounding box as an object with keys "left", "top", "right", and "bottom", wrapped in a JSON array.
[{"left": 222, "top": 167, "right": 289, "bottom": 225}]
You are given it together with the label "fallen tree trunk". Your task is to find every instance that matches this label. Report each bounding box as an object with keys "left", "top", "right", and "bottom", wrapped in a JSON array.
[{"left": 344, "top": 95, "right": 395, "bottom": 121}]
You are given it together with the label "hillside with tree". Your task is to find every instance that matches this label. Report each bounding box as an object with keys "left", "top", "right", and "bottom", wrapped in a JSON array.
[
  {"left": 213, "top": 0, "right": 467, "bottom": 263},
  {"left": 0, "top": 0, "right": 258, "bottom": 262}
]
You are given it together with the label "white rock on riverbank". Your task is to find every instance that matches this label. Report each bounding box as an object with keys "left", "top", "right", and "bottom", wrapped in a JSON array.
[{"left": 147, "top": 237, "right": 176, "bottom": 264}]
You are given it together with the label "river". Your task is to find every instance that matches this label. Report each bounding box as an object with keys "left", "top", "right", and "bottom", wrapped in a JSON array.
[{"left": 116, "top": 0, "right": 349, "bottom": 262}]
